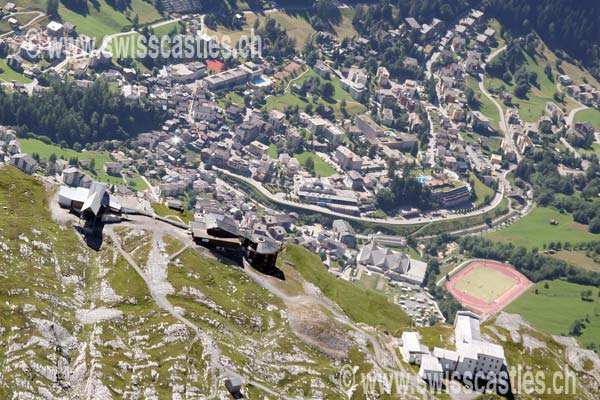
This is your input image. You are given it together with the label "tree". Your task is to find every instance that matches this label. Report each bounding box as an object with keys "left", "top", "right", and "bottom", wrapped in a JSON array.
[
  {"left": 569, "top": 319, "right": 586, "bottom": 337},
  {"left": 321, "top": 82, "right": 335, "bottom": 99},
  {"left": 368, "top": 144, "right": 377, "bottom": 159},
  {"left": 465, "top": 87, "right": 476, "bottom": 105},
  {"left": 514, "top": 82, "right": 529, "bottom": 98},
  {"left": 589, "top": 215, "right": 600, "bottom": 234},
  {"left": 305, "top": 156, "right": 315, "bottom": 174},
  {"left": 47, "top": 0, "right": 59, "bottom": 19}
]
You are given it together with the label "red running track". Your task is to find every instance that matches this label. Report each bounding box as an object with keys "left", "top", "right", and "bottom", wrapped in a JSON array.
[{"left": 446, "top": 260, "right": 533, "bottom": 317}]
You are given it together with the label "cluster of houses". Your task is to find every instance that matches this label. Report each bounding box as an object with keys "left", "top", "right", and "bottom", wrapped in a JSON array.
[
  {"left": 0, "top": 127, "right": 39, "bottom": 174},
  {"left": 451, "top": 10, "right": 496, "bottom": 54},
  {"left": 3, "top": 19, "right": 88, "bottom": 79},
  {"left": 402, "top": 311, "right": 507, "bottom": 385},
  {"left": 562, "top": 77, "right": 600, "bottom": 108},
  {"left": 1, "top": 3, "right": 495, "bottom": 222}
]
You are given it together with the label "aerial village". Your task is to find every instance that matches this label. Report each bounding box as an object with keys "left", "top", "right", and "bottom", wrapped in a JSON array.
[{"left": 0, "top": 3, "right": 600, "bottom": 393}]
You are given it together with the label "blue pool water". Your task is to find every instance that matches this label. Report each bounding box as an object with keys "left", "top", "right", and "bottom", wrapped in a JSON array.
[
  {"left": 252, "top": 76, "right": 272, "bottom": 87},
  {"left": 416, "top": 176, "right": 433, "bottom": 184}
]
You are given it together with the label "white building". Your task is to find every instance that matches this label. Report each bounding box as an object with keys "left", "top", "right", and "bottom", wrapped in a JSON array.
[
  {"left": 46, "top": 21, "right": 64, "bottom": 37},
  {"left": 401, "top": 311, "right": 507, "bottom": 385},
  {"left": 454, "top": 311, "right": 506, "bottom": 378},
  {"left": 400, "top": 332, "right": 429, "bottom": 365},
  {"left": 419, "top": 355, "right": 443, "bottom": 385},
  {"left": 433, "top": 347, "right": 459, "bottom": 372}
]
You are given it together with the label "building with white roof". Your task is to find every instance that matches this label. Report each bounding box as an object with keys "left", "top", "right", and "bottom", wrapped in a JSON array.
[
  {"left": 453, "top": 311, "right": 506, "bottom": 377},
  {"left": 58, "top": 182, "right": 121, "bottom": 220},
  {"left": 47, "top": 21, "right": 64, "bottom": 37},
  {"left": 433, "top": 347, "right": 459, "bottom": 372},
  {"left": 419, "top": 355, "right": 443, "bottom": 385},
  {"left": 400, "top": 332, "right": 430, "bottom": 365},
  {"left": 401, "top": 311, "right": 506, "bottom": 384}
]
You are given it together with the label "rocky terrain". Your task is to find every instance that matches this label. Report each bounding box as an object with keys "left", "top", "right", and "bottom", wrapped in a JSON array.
[{"left": 0, "top": 166, "right": 389, "bottom": 399}]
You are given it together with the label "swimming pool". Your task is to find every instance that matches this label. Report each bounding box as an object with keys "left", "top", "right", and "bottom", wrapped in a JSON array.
[
  {"left": 252, "top": 75, "right": 272, "bottom": 87},
  {"left": 416, "top": 176, "right": 433, "bottom": 184}
]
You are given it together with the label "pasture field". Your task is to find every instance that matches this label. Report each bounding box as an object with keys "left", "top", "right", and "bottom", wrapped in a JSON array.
[
  {"left": 265, "top": 67, "right": 366, "bottom": 119},
  {"left": 294, "top": 151, "right": 336, "bottom": 177},
  {"left": 207, "top": 8, "right": 356, "bottom": 50},
  {"left": 484, "top": 206, "right": 598, "bottom": 249},
  {"left": 506, "top": 280, "right": 600, "bottom": 350},
  {"left": 483, "top": 36, "right": 582, "bottom": 123},
  {"left": 57, "top": 0, "right": 162, "bottom": 40},
  {"left": 470, "top": 172, "right": 495, "bottom": 208},
  {"left": 466, "top": 76, "right": 501, "bottom": 130},
  {"left": 266, "top": 145, "right": 335, "bottom": 177},
  {"left": 551, "top": 250, "right": 600, "bottom": 273},
  {"left": 0, "top": 59, "right": 32, "bottom": 83}
]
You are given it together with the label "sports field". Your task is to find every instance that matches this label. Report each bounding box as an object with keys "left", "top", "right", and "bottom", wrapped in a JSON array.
[
  {"left": 447, "top": 260, "right": 532, "bottom": 316},
  {"left": 453, "top": 265, "right": 517, "bottom": 302}
]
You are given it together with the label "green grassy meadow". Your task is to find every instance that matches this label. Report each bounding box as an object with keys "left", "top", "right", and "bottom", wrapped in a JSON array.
[
  {"left": 266, "top": 146, "right": 336, "bottom": 177},
  {"left": 57, "top": 0, "right": 162, "bottom": 40},
  {"left": 0, "top": 59, "right": 32, "bottom": 83},
  {"left": 471, "top": 172, "right": 496, "bottom": 207},
  {"left": 466, "top": 76, "right": 501, "bottom": 130},
  {"left": 506, "top": 280, "right": 600, "bottom": 350},
  {"left": 151, "top": 203, "right": 194, "bottom": 224},
  {"left": 265, "top": 68, "right": 366, "bottom": 119},
  {"left": 551, "top": 250, "right": 600, "bottom": 273},
  {"left": 294, "top": 150, "right": 336, "bottom": 177},
  {"left": 484, "top": 206, "right": 599, "bottom": 249},
  {"left": 484, "top": 39, "right": 580, "bottom": 123}
]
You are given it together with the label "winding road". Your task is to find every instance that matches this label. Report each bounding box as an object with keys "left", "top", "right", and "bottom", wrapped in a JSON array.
[
  {"left": 216, "top": 166, "right": 505, "bottom": 227},
  {"left": 566, "top": 105, "right": 589, "bottom": 127},
  {"left": 476, "top": 45, "right": 522, "bottom": 162}
]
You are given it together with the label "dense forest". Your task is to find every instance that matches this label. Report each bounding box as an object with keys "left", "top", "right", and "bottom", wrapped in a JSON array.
[
  {"left": 483, "top": 0, "right": 600, "bottom": 79},
  {"left": 0, "top": 80, "right": 165, "bottom": 149}
]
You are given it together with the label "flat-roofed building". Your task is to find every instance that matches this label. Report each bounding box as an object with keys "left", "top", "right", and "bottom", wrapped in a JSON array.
[
  {"left": 454, "top": 311, "right": 506, "bottom": 378},
  {"left": 419, "top": 355, "right": 443, "bottom": 385},
  {"left": 400, "top": 332, "right": 429, "bottom": 365},
  {"left": 335, "top": 145, "right": 362, "bottom": 171}
]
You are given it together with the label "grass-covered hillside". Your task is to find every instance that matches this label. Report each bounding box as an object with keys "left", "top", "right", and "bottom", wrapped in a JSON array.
[{"left": 0, "top": 165, "right": 413, "bottom": 398}]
